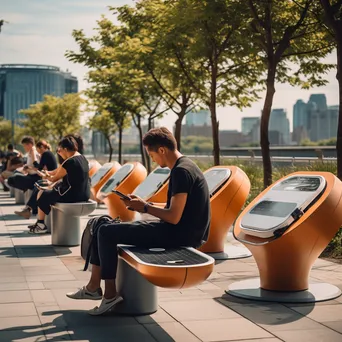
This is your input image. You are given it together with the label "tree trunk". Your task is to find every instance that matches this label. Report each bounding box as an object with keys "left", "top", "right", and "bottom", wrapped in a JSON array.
[
  {"left": 174, "top": 109, "right": 186, "bottom": 151},
  {"left": 136, "top": 116, "right": 146, "bottom": 168},
  {"left": 106, "top": 136, "right": 113, "bottom": 162},
  {"left": 210, "top": 65, "right": 220, "bottom": 165},
  {"left": 261, "top": 67, "right": 276, "bottom": 188},
  {"left": 146, "top": 117, "right": 153, "bottom": 173},
  {"left": 118, "top": 126, "right": 123, "bottom": 165},
  {"left": 336, "top": 37, "right": 342, "bottom": 180}
]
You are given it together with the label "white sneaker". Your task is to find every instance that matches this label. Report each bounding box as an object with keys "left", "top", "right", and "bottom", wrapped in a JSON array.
[
  {"left": 66, "top": 286, "right": 103, "bottom": 300},
  {"left": 88, "top": 295, "right": 123, "bottom": 316}
]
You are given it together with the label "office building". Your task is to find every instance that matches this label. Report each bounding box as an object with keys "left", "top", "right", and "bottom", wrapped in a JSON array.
[
  {"left": 185, "top": 109, "right": 211, "bottom": 126},
  {"left": 0, "top": 64, "right": 78, "bottom": 122},
  {"left": 242, "top": 117, "right": 260, "bottom": 135},
  {"left": 269, "top": 108, "right": 290, "bottom": 145},
  {"left": 309, "top": 105, "right": 338, "bottom": 141}
]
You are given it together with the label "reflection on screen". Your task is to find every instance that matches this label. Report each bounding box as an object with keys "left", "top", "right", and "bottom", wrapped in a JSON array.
[
  {"left": 250, "top": 200, "right": 297, "bottom": 218},
  {"left": 134, "top": 167, "right": 170, "bottom": 199},
  {"left": 91, "top": 164, "right": 113, "bottom": 186},
  {"left": 273, "top": 176, "right": 322, "bottom": 192},
  {"left": 204, "top": 169, "right": 231, "bottom": 194},
  {"left": 101, "top": 164, "right": 134, "bottom": 194}
]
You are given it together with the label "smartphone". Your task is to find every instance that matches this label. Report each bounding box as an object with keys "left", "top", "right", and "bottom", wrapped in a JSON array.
[{"left": 112, "top": 190, "right": 131, "bottom": 201}]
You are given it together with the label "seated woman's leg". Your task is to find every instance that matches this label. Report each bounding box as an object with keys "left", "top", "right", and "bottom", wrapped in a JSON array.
[
  {"left": 26, "top": 187, "right": 39, "bottom": 214},
  {"left": 8, "top": 174, "right": 38, "bottom": 191}
]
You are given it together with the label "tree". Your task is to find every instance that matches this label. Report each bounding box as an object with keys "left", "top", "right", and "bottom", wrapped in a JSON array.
[
  {"left": 0, "top": 118, "right": 23, "bottom": 149},
  {"left": 88, "top": 111, "right": 117, "bottom": 162},
  {"left": 248, "top": 0, "right": 334, "bottom": 187},
  {"left": 0, "top": 20, "right": 8, "bottom": 33},
  {"left": 319, "top": 0, "right": 342, "bottom": 178},
  {"left": 20, "top": 93, "right": 82, "bottom": 145},
  {"left": 114, "top": 1, "right": 199, "bottom": 151},
  {"left": 161, "top": 0, "right": 261, "bottom": 165}
]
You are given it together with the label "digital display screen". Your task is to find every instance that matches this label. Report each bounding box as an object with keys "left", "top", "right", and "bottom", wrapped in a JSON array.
[
  {"left": 250, "top": 200, "right": 297, "bottom": 218},
  {"left": 133, "top": 167, "right": 170, "bottom": 199},
  {"left": 91, "top": 164, "right": 113, "bottom": 186},
  {"left": 204, "top": 169, "right": 231, "bottom": 194},
  {"left": 273, "top": 176, "right": 322, "bottom": 192},
  {"left": 101, "top": 164, "right": 134, "bottom": 194}
]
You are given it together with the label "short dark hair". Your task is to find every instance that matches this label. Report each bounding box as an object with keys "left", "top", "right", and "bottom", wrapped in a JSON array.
[
  {"left": 65, "top": 133, "right": 84, "bottom": 154},
  {"left": 58, "top": 136, "right": 78, "bottom": 152},
  {"left": 7, "top": 144, "right": 14, "bottom": 150},
  {"left": 142, "top": 127, "right": 177, "bottom": 152},
  {"left": 21, "top": 136, "right": 35, "bottom": 145}
]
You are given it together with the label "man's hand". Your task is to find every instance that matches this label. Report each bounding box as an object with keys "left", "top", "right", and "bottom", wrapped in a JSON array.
[{"left": 122, "top": 194, "right": 147, "bottom": 213}]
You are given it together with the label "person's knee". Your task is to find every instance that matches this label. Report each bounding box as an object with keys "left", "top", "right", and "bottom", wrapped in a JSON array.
[
  {"left": 98, "top": 223, "right": 119, "bottom": 242},
  {"left": 7, "top": 176, "right": 14, "bottom": 186}
]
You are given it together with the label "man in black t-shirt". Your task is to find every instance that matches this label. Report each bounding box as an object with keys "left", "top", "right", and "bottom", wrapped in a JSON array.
[{"left": 67, "top": 127, "right": 211, "bottom": 316}]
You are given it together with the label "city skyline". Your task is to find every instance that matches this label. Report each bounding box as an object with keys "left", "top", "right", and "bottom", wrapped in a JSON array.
[{"left": 1, "top": 0, "right": 339, "bottom": 132}]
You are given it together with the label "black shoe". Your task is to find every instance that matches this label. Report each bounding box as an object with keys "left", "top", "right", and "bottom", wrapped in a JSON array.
[{"left": 3, "top": 185, "right": 10, "bottom": 192}]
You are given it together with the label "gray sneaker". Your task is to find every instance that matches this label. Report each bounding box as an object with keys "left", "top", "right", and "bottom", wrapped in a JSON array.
[
  {"left": 66, "top": 286, "right": 103, "bottom": 300},
  {"left": 14, "top": 207, "right": 31, "bottom": 219}
]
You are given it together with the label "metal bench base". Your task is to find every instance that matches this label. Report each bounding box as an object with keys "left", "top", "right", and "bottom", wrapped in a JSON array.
[
  {"left": 14, "top": 189, "right": 25, "bottom": 204},
  {"left": 111, "top": 258, "right": 158, "bottom": 316},
  {"left": 51, "top": 208, "right": 81, "bottom": 246}
]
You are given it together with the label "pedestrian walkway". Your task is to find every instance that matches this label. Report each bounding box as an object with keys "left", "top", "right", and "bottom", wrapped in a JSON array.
[{"left": 0, "top": 190, "right": 342, "bottom": 341}]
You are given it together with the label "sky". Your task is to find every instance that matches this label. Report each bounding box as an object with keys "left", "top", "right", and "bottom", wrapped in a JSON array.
[{"left": 1, "top": 0, "right": 339, "bottom": 132}]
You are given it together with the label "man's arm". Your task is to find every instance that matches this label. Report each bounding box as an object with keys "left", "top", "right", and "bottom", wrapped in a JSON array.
[{"left": 124, "top": 193, "right": 187, "bottom": 225}]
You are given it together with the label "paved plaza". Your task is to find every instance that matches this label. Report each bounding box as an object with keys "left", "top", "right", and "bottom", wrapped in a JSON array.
[{"left": 1, "top": 190, "right": 342, "bottom": 341}]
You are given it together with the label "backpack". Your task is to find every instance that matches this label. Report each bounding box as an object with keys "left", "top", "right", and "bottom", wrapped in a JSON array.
[{"left": 81, "top": 215, "right": 122, "bottom": 271}]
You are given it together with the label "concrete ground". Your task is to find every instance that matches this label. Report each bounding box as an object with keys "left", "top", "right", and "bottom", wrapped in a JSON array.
[{"left": 1, "top": 190, "right": 342, "bottom": 342}]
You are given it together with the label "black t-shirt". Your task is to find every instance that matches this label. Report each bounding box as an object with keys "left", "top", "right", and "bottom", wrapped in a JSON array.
[
  {"left": 34, "top": 151, "right": 57, "bottom": 171},
  {"left": 60, "top": 154, "right": 90, "bottom": 202},
  {"left": 166, "top": 156, "right": 210, "bottom": 246}
]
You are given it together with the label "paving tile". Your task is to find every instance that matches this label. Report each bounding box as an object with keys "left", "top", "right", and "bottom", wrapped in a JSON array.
[
  {"left": 0, "top": 329, "right": 46, "bottom": 342},
  {"left": 0, "top": 315, "right": 41, "bottom": 330},
  {"left": 217, "top": 300, "right": 321, "bottom": 331},
  {"left": 43, "top": 328, "right": 72, "bottom": 341},
  {"left": 159, "top": 299, "right": 240, "bottom": 321},
  {"left": 274, "top": 327, "right": 342, "bottom": 342},
  {"left": 36, "top": 305, "right": 67, "bottom": 327},
  {"left": 68, "top": 325, "right": 155, "bottom": 342},
  {"left": 289, "top": 304, "right": 342, "bottom": 322},
  {"left": 223, "top": 339, "right": 281, "bottom": 342},
  {"left": 145, "top": 322, "right": 201, "bottom": 342},
  {"left": 42, "top": 280, "right": 86, "bottom": 289},
  {"left": 30, "top": 290, "right": 57, "bottom": 306},
  {"left": 20, "top": 258, "right": 64, "bottom": 267},
  {"left": 0, "top": 290, "right": 32, "bottom": 303},
  {"left": 322, "top": 320, "right": 342, "bottom": 334},
  {"left": 183, "top": 318, "right": 272, "bottom": 341},
  {"left": 23, "top": 265, "right": 71, "bottom": 276},
  {"left": 0, "top": 282, "right": 29, "bottom": 291},
  {"left": 0, "top": 265, "right": 24, "bottom": 276},
  {"left": 25, "top": 274, "right": 76, "bottom": 282},
  {"left": 0, "top": 302, "right": 37, "bottom": 317},
  {"left": 135, "top": 307, "right": 176, "bottom": 324},
  {"left": 28, "top": 281, "right": 45, "bottom": 290}
]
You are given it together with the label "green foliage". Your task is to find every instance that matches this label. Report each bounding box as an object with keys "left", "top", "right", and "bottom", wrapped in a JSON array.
[
  {"left": 181, "top": 136, "right": 213, "bottom": 154},
  {"left": 300, "top": 137, "right": 337, "bottom": 146},
  {"left": 20, "top": 93, "right": 82, "bottom": 144},
  {"left": 88, "top": 111, "right": 117, "bottom": 140},
  {"left": 0, "top": 119, "right": 29, "bottom": 150}
]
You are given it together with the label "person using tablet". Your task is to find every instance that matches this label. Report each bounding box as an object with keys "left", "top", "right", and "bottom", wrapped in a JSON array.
[{"left": 67, "top": 127, "right": 211, "bottom": 316}]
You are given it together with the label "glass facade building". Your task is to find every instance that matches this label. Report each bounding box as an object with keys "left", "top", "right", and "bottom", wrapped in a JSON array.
[{"left": 0, "top": 64, "right": 78, "bottom": 122}]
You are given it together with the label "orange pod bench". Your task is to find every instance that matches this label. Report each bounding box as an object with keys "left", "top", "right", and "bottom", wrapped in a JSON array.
[
  {"left": 97, "top": 162, "right": 147, "bottom": 221},
  {"left": 88, "top": 160, "right": 101, "bottom": 177},
  {"left": 229, "top": 172, "right": 342, "bottom": 303},
  {"left": 199, "top": 166, "right": 251, "bottom": 260}
]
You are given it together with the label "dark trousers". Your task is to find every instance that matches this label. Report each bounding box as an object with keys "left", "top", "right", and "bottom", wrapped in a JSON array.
[
  {"left": 8, "top": 173, "right": 40, "bottom": 192},
  {"left": 90, "top": 220, "right": 191, "bottom": 280},
  {"left": 26, "top": 187, "right": 39, "bottom": 214}
]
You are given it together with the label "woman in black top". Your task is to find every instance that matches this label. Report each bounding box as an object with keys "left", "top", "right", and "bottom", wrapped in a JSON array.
[
  {"left": 14, "top": 140, "right": 57, "bottom": 219},
  {"left": 29, "top": 136, "right": 90, "bottom": 234},
  {"left": 33, "top": 140, "right": 57, "bottom": 171}
]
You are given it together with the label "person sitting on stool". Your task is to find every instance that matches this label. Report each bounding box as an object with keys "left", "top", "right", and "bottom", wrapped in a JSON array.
[
  {"left": 67, "top": 127, "right": 211, "bottom": 316},
  {"left": 7, "top": 136, "right": 40, "bottom": 192}
]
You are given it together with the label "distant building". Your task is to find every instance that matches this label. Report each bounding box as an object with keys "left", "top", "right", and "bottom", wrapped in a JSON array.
[
  {"left": 219, "top": 130, "right": 246, "bottom": 147},
  {"left": 242, "top": 117, "right": 260, "bottom": 135},
  {"left": 185, "top": 109, "right": 211, "bottom": 126},
  {"left": 309, "top": 105, "right": 338, "bottom": 141},
  {"left": 181, "top": 125, "right": 212, "bottom": 138},
  {"left": 293, "top": 99, "right": 308, "bottom": 131},
  {"left": 269, "top": 108, "right": 290, "bottom": 145},
  {"left": 0, "top": 64, "right": 78, "bottom": 122}
]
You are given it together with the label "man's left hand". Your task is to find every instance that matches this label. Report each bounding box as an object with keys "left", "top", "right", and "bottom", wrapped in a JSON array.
[{"left": 122, "top": 194, "right": 147, "bottom": 213}]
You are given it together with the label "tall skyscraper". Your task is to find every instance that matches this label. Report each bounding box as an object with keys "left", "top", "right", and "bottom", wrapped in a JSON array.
[
  {"left": 185, "top": 109, "right": 211, "bottom": 126},
  {"left": 293, "top": 99, "right": 308, "bottom": 130},
  {"left": 242, "top": 117, "right": 260, "bottom": 135},
  {"left": 308, "top": 94, "right": 327, "bottom": 111},
  {"left": 0, "top": 64, "right": 78, "bottom": 122},
  {"left": 269, "top": 108, "right": 290, "bottom": 145}
]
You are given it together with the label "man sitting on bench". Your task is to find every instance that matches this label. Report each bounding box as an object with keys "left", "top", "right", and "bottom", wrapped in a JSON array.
[{"left": 67, "top": 127, "right": 211, "bottom": 315}]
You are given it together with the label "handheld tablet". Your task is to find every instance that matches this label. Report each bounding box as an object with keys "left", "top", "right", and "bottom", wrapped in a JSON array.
[{"left": 112, "top": 190, "right": 131, "bottom": 201}]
